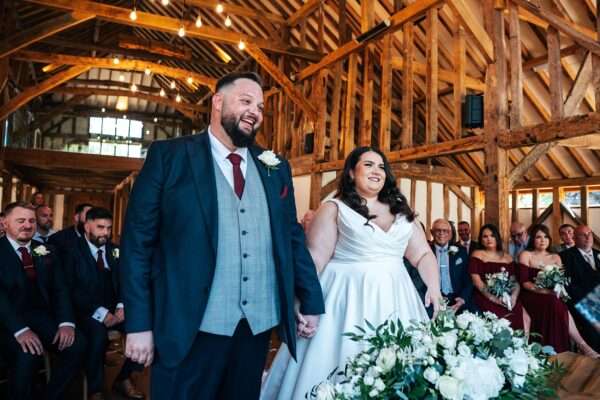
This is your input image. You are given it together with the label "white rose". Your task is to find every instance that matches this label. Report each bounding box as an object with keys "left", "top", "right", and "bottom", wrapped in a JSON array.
[
  {"left": 457, "top": 342, "right": 471, "bottom": 357},
  {"left": 315, "top": 382, "right": 336, "bottom": 400},
  {"left": 374, "top": 378, "right": 385, "bottom": 392},
  {"left": 33, "top": 245, "right": 50, "bottom": 256},
  {"left": 368, "top": 389, "right": 379, "bottom": 398},
  {"left": 449, "top": 245, "right": 459, "bottom": 254},
  {"left": 543, "top": 264, "right": 554, "bottom": 272},
  {"left": 456, "top": 313, "right": 475, "bottom": 329},
  {"left": 512, "top": 337, "right": 525, "bottom": 348},
  {"left": 528, "top": 356, "right": 540, "bottom": 372},
  {"left": 363, "top": 376, "right": 375, "bottom": 386},
  {"left": 512, "top": 374, "right": 526, "bottom": 388},
  {"left": 258, "top": 150, "right": 281, "bottom": 167},
  {"left": 437, "top": 375, "right": 464, "bottom": 400},
  {"left": 462, "top": 357, "right": 505, "bottom": 400},
  {"left": 510, "top": 348, "right": 529, "bottom": 376},
  {"left": 440, "top": 332, "right": 458, "bottom": 350},
  {"left": 424, "top": 367, "right": 440, "bottom": 384},
  {"left": 376, "top": 347, "right": 397, "bottom": 373},
  {"left": 112, "top": 248, "right": 120, "bottom": 259}
]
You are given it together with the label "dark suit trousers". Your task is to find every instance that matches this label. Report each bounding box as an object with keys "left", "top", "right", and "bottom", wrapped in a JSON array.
[
  {"left": 78, "top": 318, "right": 143, "bottom": 394},
  {"left": 0, "top": 311, "right": 86, "bottom": 400},
  {"left": 151, "top": 319, "right": 271, "bottom": 400}
]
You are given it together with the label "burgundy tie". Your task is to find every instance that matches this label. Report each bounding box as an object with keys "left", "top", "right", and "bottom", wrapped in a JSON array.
[
  {"left": 18, "top": 247, "right": 36, "bottom": 280},
  {"left": 227, "top": 153, "right": 245, "bottom": 199},
  {"left": 97, "top": 249, "right": 105, "bottom": 272}
]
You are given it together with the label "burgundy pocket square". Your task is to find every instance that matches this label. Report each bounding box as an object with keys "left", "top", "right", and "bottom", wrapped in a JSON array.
[{"left": 280, "top": 185, "right": 288, "bottom": 198}]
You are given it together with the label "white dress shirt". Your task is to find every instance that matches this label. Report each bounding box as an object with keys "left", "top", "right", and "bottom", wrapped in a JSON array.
[
  {"left": 33, "top": 229, "right": 55, "bottom": 243},
  {"left": 6, "top": 236, "right": 75, "bottom": 337},
  {"left": 578, "top": 248, "right": 597, "bottom": 271},
  {"left": 460, "top": 240, "right": 471, "bottom": 253},
  {"left": 86, "top": 239, "right": 123, "bottom": 323},
  {"left": 208, "top": 126, "right": 248, "bottom": 191}
]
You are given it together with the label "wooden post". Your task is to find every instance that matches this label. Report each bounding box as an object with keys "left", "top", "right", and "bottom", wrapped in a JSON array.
[
  {"left": 410, "top": 178, "right": 416, "bottom": 210},
  {"left": 342, "top": 54, "right": 358, "bottom": 157},
  {"left": 426, "top": 181, "right": 432, "bottom": 235},
  {"left": 511, "top": 190, "right": 518, "bottom": 222},
  {"left": 472, "top": 186, "right": 484, "bottom": 237},
  {"left": 313, "top": 69, "right": 328, "bottom": 161},
  {"left": 359, "top": 0, "right": 374, "bottom": 147},
  {"left": 309, "top": 172, "right": 322, "bottom": 211},
  {"left": 532, "top": 188, "right": 539, "bottom": 223},
  {"left": 454, "top": 26, "right": 466, "bottom": 138},
  {"left": 1, "top": 173, "right": 12, "bottom": 209},
  {"left": 509, "top": 1, "right": 523, "bottom": 128},
  {"left": 547, "top": 26, "right": 564, "bottom": 120},
  {"left": 426, "top": 8, "right": 439, "bottom": 144},
  {"left": 330, "top": 63, "right": 343, "bottom": 161},
  {"left": 379, "top": 33, "right": 392, "bottom": 152},
  {"left": 593, "top": 3, "right": 600, "bottom": 111},
  {"left": 15, "top": 180, "right": 23, "bottom": 202},
  {"left": 552, "top": 186, "right": 562, "bottom": 242},
  {"left": 443, "top": 185, "right": 450, "bottom": 220},
  {"left": 580, "top": 185, "right": 588, "bottom": 224},
  {"left": 401, "top": 23, "right": 414, "bottom": 148}
]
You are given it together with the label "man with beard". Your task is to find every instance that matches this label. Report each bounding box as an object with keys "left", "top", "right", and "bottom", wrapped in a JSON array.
[
  {"left": 63, "top": 207, "right": 144, "bottom": 399},
  {"left": 0, "top": 201, "right": 85, "bottom": 399},
  {"left": 33, "top": 205, "right": 55, "bottom": 243},
  {"left": 121, "top": 72, "right": 324, "bottom": 399},
  {"left": 49, "top": 203, "right": 92, "bottom": 257}
]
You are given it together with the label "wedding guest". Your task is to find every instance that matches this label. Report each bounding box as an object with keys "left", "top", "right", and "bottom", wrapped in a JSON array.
[
  {"left": 49, "top": 202, "right": 92, "bottom": 257},
  {"left": 560, "top": 225, "right": 600, "bottom": 352},
  {"left": 31, "top": 192, "right": 45, "bottom": 207},
  {"left": 509, "top": 221, "right": 528, "bottom": 261},
  {"left": 0, "top": 211, "right": 6, "bottom": 237},
  {"left": 458, "top": 220, "right": 479, "bottom": 255},
  {"left": 63, "top": 207, "right": 144, "bottom": 400},
  {"left": 430, "top": 219, "right": 475, "bottom": 313},
  {"left": 518, "top": 224, "right": 597, "bottom": 356},
  {"left": 555, "top": 224, "right": 576, "bottom": 252},
  {"left": 470, "top": 224, "right": 530, "bottom": 331},
  {"left": 33, "top": 205, "right": 55, "bottom": 243},
  {"left": 0, "top": 201, "right": 86, "bottom": 400},
  {"left": 301, "top": 209, "right": 316, "bottom": 234}
]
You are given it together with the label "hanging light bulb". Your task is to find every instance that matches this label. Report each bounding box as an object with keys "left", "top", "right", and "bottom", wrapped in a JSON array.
[
  {"left": 123, "top": 114, "right": 127, "bottom": 119},
  {"left": 144, "top": 68, "right": 151, "bottom": 75},
  {"left": 113, "top": 56, "right": 120, "bottom": 64},
  {"left": 238, "top": 40, "right": 246, "bottom": 50},
  {"left": 178, "top": 25, "right": 185, "bottom": 37},
  {"left": 195, "top": 15, "right": 202, "bottom": 28},
  {"left": 119, "top": 74, "right": 125, "bottom": 81},
  {"left": 187, "top": 76, "right": 193, "bottom": 85},
  {"left": 159, "top": 88, "right": 166, "bottom": 97},
  {"left": 153, "top": 117, "right": 158, "bottom": 123},
  {"left": 170, "top": 81, "right": 176, "bottom": 89},
  {"left": 216, "top": 3, "right": 224, "bottom": 13},
  {"left": 101, "top": 107, "right": 106, "bottom": 112},
  {"left": 175, "top": 94, "right": 182, "bottom": 102},
  {"left": 161, "top": 0, "right": 169, "bottom": 5},
  {"left": 129, "top": 8, "right": 137, "bottom": 21},
  {"left": 224, "top": 16, "right": 232, "bottom": 27},
  {"left": 131, "top": 83, "right": 138, "bottom": 92}
]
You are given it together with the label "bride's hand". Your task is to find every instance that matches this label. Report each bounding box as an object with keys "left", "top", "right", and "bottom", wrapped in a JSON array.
[{"left": 425, "top": 289, "right": 443, "bottom": 319}]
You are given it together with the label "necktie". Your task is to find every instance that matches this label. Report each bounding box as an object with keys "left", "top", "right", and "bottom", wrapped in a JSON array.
[
  {"left": 18, "top": 247, "right": 36, "bottom": 280},
  {"left": 584, "top": 252, "right": 596, "bottom": 271},
  {"left": 96, "top": 249, "right": 105, "bottom": 272},
  {"left": 438, "top": 247, "right": 452, "bottom": 295},
  {"left": 227, "top": 153, "right": 245, "bottom": 199}
]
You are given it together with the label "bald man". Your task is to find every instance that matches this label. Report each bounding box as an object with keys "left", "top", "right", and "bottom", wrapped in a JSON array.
[
  {"left": 560, "top": 225, "right": 600, "bottom": 352},
  {"left": 508, "top": 221, "right": 528, "bottom": 261},
  {"left": 430, "top": 219, "right": 475, "bottom": 313}
]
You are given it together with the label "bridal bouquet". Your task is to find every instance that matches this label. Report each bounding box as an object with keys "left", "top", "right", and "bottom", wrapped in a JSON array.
[
  {"left": 310, "top": 311, "right": 563, "bottom": 400},
  {"left": 485, "top": 268, "right": 516, "bottom": 310},
  {"left": 534, "top": 264, "right": 570, "bottom": 301}
]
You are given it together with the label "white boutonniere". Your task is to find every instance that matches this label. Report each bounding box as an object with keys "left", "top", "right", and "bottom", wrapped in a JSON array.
[
  {"left": 257, "top": 150, "right": 281, "bottom": 176},
  {"left": 112, "top": 248, "right": 120, "bottom": 259},
  {"left": 33, "top": 245, "right": 50, "bottom": 256},
  {"left": 448, "top": 245, "right": 459, "bottom": 255}
]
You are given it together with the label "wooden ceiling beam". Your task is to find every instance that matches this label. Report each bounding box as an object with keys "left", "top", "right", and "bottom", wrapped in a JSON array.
[
  {"left": 118, "top": 34, "right": 192, "bottom": 61},
  {"left": 186, "top": 0, "right": 286, "bottom": 25},
  {"left": 0, "top": 65, "right": 90, "bottom": 122},
  {"left": 447, "top": 0, "right": 494, "bottom": 63},
  {"left": 522, "top": 44, "right": 579, "bottom": 71},
  {"left": 288, "top": 0, "right": 321, "bottom": 27},
  {"left": 0, "top": 11, "right": 95, "bottom": 59},
  {"left": 24, "top": 0, "right": 321, "bottom": 61},
  {"left": 514, "top": 175, "right": 600, "bottom": 189},
  {"left": 14, "top": 50, "right": 216, "bottom": 90},
  {"left": 391, "top": 57, "right": 485, "bottom": 91},
  {"left": 294, "top": 0, "right": 445, "bottom": 81}
]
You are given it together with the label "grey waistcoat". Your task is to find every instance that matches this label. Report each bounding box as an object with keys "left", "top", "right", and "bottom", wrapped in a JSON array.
[{"left": 199, "top": 155, "right": 280, "bottom": 336}]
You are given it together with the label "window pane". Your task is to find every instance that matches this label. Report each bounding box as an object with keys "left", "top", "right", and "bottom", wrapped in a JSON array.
[
  {"left": 518, "top": 193, "right": 532, "bottom": 208},
  {"left": 564, "top": 191, "right": 580, "bottom": 207},
  {"left": 88, "top": 140, "right": 101, "bottom": 154},
  {"left": 129, "top": 120, "right": 143, "bottom": 138},
  {"left": 102, "top": 118, "right": 116, "bottom": 136},
  {"left": 101, "top": 142, "right": 115, "bottom": 156},
  {"left": 116, "top": 118, "right": 130, "bottom": 137},
  {"left": 115, "top": 143, "right": 129, "bottom": 157},
  {"left": 128, "top": 143, "right": 142, "bottom": 158},
  {"left": 590, "top": 191, "right": 600, "bottom": 206},
  {"left": 539, "top": 192, "right": 553, "bottom": 208},
  {"left": 89, "top": 117, "right": 102, "bottom": 134}
]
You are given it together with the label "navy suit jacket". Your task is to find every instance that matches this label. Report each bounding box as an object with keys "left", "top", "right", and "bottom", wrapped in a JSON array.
[
  {"left": 62, "top": 236, "right": 121, "bottom": 319},
  {"left": 48, "top": 225, "right": 81, "bottom": 258},
  {"left": 431, "top": 244, "right": 476, "bottom": 312},
  {"left": 0, "top": 237, "right": 74, "bottom": 334},
  {"left": 120, "top": 132, "right": 325, "bottom": 367},
  {"left": 560, "top": 247, "right": 600, "bottom": 305}
]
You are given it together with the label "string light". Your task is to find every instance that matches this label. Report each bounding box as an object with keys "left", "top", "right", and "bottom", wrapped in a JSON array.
[
  {"left": 175, "top": 94, "right": 182, "bottom": 102},
  {"left": 131, "top": 83, "right": 138, "bottom": 92},
  {"left": 119, "top": 74, "right": 125, "bottom": 81},
  {"left": 224, "top": 16, "right": 232, "bottom": 27},
  {"left": 113, "top": 57, "right": 120, "bottom": 64},
  {"left": 187, "top": 76, "right": 193, "bottom": 84},
  {"left": 159, "top": 88, "right": 166, "bottom": 97},
  {"left": 154, "top": 117, "right": 158, "bottom": 123},
  {"left": 129, "top": 8, "right": 137, "bottom": 21},
  {"left": 123, "top": 115, "right": 127, "bottom": 119},
  {"left": 178, "top": 25, "right": 185, "bottom": 37},
  {"left": 144, "top": 68, "right": 151, "bottom": 75},
  {"left": 170, "top": 81, "right": 176, "bottom": 89},
  {"left": 195, "top": 15, "right": 202, "bottom": 28},
  {"left": 216, "top": 3, "right": 224, "bottom": 13},
  {"left": 161, "top": 0, "right": 169, "bottom": 5},
  {"left": 238, "top": 40, "right": 246, "bottom": 50},
  {"left": 101, "top": 107, "right": 106, "bottom": 112}
]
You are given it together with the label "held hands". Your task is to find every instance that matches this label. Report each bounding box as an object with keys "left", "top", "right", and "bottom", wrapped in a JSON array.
[
  {"left": 16, "top": 329, "right": 44, "bottom": 355},
  {"left": 450, "top": 297, "right": 465, "bottom": 312},
  {"left": 425, "top": 288, "right": 443, "bottom": 319},
  {"left": 103, "top": 312, "right": 120, "bottom": 328},
  {"left": 53, "top": 326, "right": 75, "bottom": 351},
  {"left": 294, "top": 298, "right": 319, "bottom": 338},
  {"left": 125, "top": 331, "right": 154, "bottom": 367},
  {"left": 115, "top": 308, "right": 125, "bottom": 323}
]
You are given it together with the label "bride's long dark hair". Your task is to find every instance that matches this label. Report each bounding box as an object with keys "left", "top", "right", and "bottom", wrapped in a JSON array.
[{"left": 336, "top": 146, "right": 415, "bottom": 223}]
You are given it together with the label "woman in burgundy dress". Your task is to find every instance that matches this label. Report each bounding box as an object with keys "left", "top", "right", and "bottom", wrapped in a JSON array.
[
  {"left": 469, "top": 224, "right": 530, "bottom": 332},
  {"left": 518, "top": 224, "right": 598, "bottom": 357}
]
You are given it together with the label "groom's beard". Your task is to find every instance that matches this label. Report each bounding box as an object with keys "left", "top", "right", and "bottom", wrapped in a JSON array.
[{"left": 221, "top": 113, "right": 258, "bottom": 148}]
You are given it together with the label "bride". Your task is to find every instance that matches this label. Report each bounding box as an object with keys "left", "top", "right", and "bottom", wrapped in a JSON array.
[{"left": 262, "top": 147, "right": 442, "bottom": 399}]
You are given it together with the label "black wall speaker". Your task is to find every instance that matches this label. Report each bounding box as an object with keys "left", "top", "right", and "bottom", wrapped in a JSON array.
[
  {"left": 304, "top": 132, "right": 314, "bottom": 154},
  {"left": 463, "top": 94, "right": 484, "bottom": 128}
]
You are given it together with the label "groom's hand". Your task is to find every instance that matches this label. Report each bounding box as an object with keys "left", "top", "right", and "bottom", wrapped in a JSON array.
[
  {"left": 297, "top": 314, "right": 319, "bottom": 338},
  {"left": 125, "top": 331, "right": 154, "bottom": 367}
]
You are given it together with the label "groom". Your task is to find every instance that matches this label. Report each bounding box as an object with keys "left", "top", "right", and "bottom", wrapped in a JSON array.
[{"left": 120, "top": 72, "right": 325, "bottom": 399}]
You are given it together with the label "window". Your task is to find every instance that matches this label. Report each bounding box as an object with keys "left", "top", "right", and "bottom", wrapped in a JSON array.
[
  {"left": 89, "top": 117, "right": 102, "bottom": 134},
  {"left": 564, "top": 191, "right": 580, "bottom": 207},
  {"left": 115, "top": 143, "right": 129, "bottom": 157},
  {"left": 130, "top": 120, "right": 143, "bottom": 139},
  {"left": 88, "top": 140, "right": 101, "bottom": 154},
  {"left": 590, "top": 191, "right": 600, "bottom": 206},
  {"left": 116, "top": 118, "right": 130, "bottom": 137},
  {"left": 102, "top": 118, "right": 116, "bottom": 136},
  {"left": 89, "top": 117, "right": 144, "bottom": 139},
  {"left": 101, "top": 142, "right": 116, "bottom": 156},
  {"left": 517, "top": 193, "right": 532, "bottom": 208},
  {"left": 539, "top": 192, "right": 553, "bottom": 208},
  {"left": 128, "top": 143, "right": 142, "bottom": 158}
]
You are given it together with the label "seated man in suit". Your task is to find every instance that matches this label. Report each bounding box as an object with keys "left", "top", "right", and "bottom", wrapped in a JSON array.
[
  {"left": 48, "top": 202, "right": 92, "bottom": 257},
  {"left": 0, "top": 201, "right": 86, "bottom": 400},
  {"left": 431, "top": 218, "right": 476, "bottom": 313},
  {"left": 33, "top": 205, "right": 55, "bottom": 244},
  {"left": 457, "top": 220, "right": 479, "bottom": 256},
  {"left": 560, "top": 225, "right": 600, "bottom": 352},
  {"left": 63, "top": 207, "right": 144, "bottom": 400},
  {"left": 555, "top": 223, "right": 576, "bottom": 253}
]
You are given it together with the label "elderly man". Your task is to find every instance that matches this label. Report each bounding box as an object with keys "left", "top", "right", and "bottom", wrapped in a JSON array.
[
  {"left": 430, "top": 219, "right": 475, "bottom": 313},
  {"left": 33, "top": 205, "right": 55, "bottom": 243},
  {"left": 560, "top": 225, "right": 600, "bottom": 352},
  {"left": 509, "top": 221, "right": 528, "bottom": 261}
]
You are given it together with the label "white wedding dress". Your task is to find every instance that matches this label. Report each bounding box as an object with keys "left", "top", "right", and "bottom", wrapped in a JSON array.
[{"left": 261, "top": 199, "right": 429, "bottom": 400}]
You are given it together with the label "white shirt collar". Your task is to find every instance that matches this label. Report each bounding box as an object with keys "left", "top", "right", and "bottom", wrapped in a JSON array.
[
  {"left": 435, "top": 243, "right": 449, "bottom": 251},
  {"left": 208, "top": 125, "right": 247, "bottom": 163},
  {"left": 461, "top": 239, "right": 470, "bottom": 246},
  {"left": 85, "top": 237, "right": 106, "bottom": 258},
  {"left": 578, "top": 247, "right": 594, "bottom": 257},
  {"left": 6, "top": 235, "right": 31, "bottom": 253}
]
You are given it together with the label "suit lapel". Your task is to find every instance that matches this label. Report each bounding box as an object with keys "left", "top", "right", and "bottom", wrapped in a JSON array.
[
  {"left": 0, "top": 237, "right": 25, "bottom": 284},
  {"left": 186, "top": 132, "right": 218, "bottom": 255},
  {"left": 79, "top": 237, "right": 99, "bottom": 278},
  {"left": 30, "top": 242, "right": 50, "bottom": 302}
]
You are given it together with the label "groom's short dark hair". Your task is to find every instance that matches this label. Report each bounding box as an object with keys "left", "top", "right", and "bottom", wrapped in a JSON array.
[{"left": 215, "top": 72, "right": 263, "bottom": 93}]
